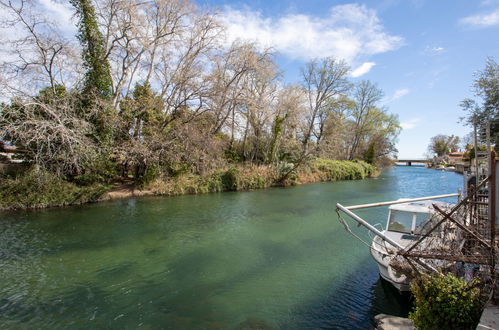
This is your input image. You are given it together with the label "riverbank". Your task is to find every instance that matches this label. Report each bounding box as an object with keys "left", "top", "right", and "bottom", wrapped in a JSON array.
[{"left": 0, "top": 158, "right": 377, "bottom": 210}]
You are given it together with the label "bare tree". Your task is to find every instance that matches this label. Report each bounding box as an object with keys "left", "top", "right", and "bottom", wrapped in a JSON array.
[
  {"left": 301, "top": 57, "right": 350, "bottom": 155},
  {"left": 267, "top": 85, "right": 306, "bottom": 163},
  {"left": 239, "top": 50, "right": 279, "bottom": 162},
  {"left": 0, "top": 93, "right": 98, "bottom": 176},
  {"left": 94, "top": 0, "right": 189, "bottom": 107},
  {"left": 0, "top": 0, "right": 81, "bottom": 97},
  {"left": 206, "top": 42, "right": 271, "bottom": 138},
  {"left": 155, "top": 10, "right": 221, "bottom": 125},
  {"left": 347, "top": 80, "right": 384, "bottom": 160},
  {"left": 315, "top": 95, "right": 355, "bottom": 159}
]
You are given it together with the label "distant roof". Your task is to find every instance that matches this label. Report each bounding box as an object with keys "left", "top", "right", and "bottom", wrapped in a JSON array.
[{"left": 389, "top": 200, "right": 454, "bottom": 213}]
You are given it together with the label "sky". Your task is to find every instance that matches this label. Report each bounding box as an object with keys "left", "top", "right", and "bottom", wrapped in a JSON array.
[
  {"left": 13, "top": 0, "right": 499, "bottom": 159},
  {"left": 194, "top": 0, "right": 499, "bottom": 158}
]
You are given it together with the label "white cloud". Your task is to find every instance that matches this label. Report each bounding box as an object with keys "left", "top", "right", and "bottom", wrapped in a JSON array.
[
  {"left": 400, "top": 118, "right": 420, "bottom": 130},
  {"left": 425, "top": 46, "right": 445, "bottom": 55},
  {"left": 387, "top": 88, "right": 410, "bottom": 102},
  {"left": 460, "top": 8, "right": 499, "bottom": 27},
  {"left": 219, "top": 4, "right": 403, "bottom": 62},
  {"left": 351, "top": 62, "right": 376, "bottom": 77}
]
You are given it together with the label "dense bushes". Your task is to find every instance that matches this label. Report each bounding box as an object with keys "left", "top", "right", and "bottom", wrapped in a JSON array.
[
  {"left": 309, "top": 158, "right": 376, "bottom": 181},
  {"left": 409, "top": 274, "right": 483, "bottom": 330},
  {"left": 147, "top": 160, "right": 374, "bottom": 197},
  {"left": 148, "top": 165, "right": 275, "bottom": 196},
  {"left": 0, "top": 159, "right": 376, "bottom": 209},
  {"left": 0, "top": 168, "right": 108, "bottom": 210}
]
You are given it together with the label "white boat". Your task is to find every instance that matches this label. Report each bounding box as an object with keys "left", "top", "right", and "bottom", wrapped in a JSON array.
[
  {"left": 369, "top": 201, "right": 453, "bottom": 291},
  {"left": 336, "top": 194, "right": 457, "bottom": 292}
]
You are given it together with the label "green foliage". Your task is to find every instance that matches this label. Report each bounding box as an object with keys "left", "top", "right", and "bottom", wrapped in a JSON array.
[
  {"left": 409, "top": 274, "right": 483, "bottom": 330},
  {"left": 224, "top": 148, "right": 241, "bottom": 163},
  {"left": 134, "top": 165, "right": 160, "bottom": 187},
  {"left": 268, "top": 114, "right": 287, "bottom": 163},
  {"left": 74, "top": 155, "right": 118, "bottom": 185},
  {"left": 236, "top": 169, "right": 270, "bottom": 190},
  {"left": 71, "top": 0, "right": 112, "bottom": 98},
  {"left": 364, "top": 142, "right": 376, "bottom": 165},
  {"left": 310, "top": 158, "right": 375, "bottom": 180},
  {"left": 149, "top": 165, "right": 275, "bottom": 196},
  {"left": 36, "top": 84, "right": 68, "bottom": 102},
  {"left": 167, "top": 162, "right": 192, "bottom": 177},
  {"left": 278, "top": 162, "right": 298, "bottom": 183},
  {"left": 119, "top": 82, "right": 165, "bottom": 139},
  {"left": 221, "top": 166, "right": 239, "bottom": 190},
  {"left": 428, "top": 134, "right": 460, "bottom": 157},
  {"left": 69, "top": 0, "right": 115, "bottom": 144},
  {"left": 460, "top": 58, "right": 498, "bottom": 145},
  {"left": 0, "top": 168, "right": 108, "bottom": 210}
]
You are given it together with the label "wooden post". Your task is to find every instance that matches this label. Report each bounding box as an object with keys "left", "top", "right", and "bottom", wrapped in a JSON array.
[{"left": 489, "top": 152, "right": 496, "bottom": 298}]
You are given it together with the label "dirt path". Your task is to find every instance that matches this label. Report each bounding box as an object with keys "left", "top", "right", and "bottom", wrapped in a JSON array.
[{"left": 100, "top": 181, "right": 155, "bottom": 201}]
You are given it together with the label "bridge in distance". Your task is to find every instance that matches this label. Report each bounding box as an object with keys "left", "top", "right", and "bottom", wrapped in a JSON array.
[{"left": 395, "top": 159, "right": 429, "bottom": 166}]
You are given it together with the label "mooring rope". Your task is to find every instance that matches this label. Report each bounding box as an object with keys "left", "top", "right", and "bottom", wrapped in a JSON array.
[{"left": 335, "top": 208, "right": 396, "bottom": 255}]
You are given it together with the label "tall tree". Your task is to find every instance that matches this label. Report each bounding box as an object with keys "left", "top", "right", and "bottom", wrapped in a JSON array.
[
  {"left": 0, "top": 0, "right": 80, "bottom": 97},
  {"left": 71, "top": 0, "right": 112, "bottom": 98},
  {"left": 348, "top": 80, "right": 384, "bottom": 160},
  {"left": 460, "top": 58, "right": 498, "bottom": 145},
  {"left": 301, "top": 57, "right": 351, "bottom": 155},
  {"left": 428, "top": 134, "right": 460, "bottom": 157}
]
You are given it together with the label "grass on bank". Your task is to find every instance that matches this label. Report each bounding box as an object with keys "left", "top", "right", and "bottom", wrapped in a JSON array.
[
  {"left": 0, "top": 158, "right": 376, "bottom": 210},
  {"left": 0, "top": 168, "right": 108, "bottom": 210},
  {"left": 148, "top": 164, "right": 276, "bottom": 195},
  {"left": 147, "top": 159, "right": 376, "bottom": 196}
]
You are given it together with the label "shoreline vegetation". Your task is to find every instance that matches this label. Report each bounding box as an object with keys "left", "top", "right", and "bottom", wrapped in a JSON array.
[
  {"left": 0, "top": 159, "right": 376, "bottom": 210},
  {"left": 0, "top": 0, "right": 397, "bottom": 212}
]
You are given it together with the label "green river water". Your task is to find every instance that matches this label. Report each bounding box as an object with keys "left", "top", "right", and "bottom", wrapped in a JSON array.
[{"left": 0, "top": 167, "right": 462, "bottom": 329}]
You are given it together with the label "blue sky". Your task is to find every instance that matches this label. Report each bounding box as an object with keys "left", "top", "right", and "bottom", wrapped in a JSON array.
[{"left": 197, "top": 0, "right": 499, "bottom": 158}]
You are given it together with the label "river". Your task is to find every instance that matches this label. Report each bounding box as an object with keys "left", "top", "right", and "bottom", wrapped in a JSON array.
[{"left": 0, "top": 166, "right": 462, "bottom": 329}]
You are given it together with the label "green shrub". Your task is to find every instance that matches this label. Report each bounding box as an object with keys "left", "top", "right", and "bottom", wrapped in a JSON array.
[
  {"left": 135, "top": 165, "right": 160, "bottom": 187},
  {"left": 224, "top": 149, "right": 241, "bottom": 163},
  {"left": 309, "top": 158, "right": 375, "bottom": 181},
  {"left": 75, "top": 155, "right": 118, "bottom": 185},
  {"left": 0, "top": 168, "right": 108, "bottom": 210},
  {"left": 409, "top": 273, "right": 483, "bottom": 330},
  {"left": 364, "top": 142, "right": 376, "bottom": 165},
  {"left": 278, "top": 162, "right": 298, "bottom": 184},
  {"left": 221, "top": 166, "right": 239, "bottom": 190},
  {"left": 205, "top": 173, "right": 224, "bottom": 192}
]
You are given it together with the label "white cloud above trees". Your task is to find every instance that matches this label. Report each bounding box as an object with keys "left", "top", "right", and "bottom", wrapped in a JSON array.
[
  {"left": 400, "top": 118, "right": 420, "bottom": 130},
  {"left": 351, "top": 62, "right": 376, "bottom": 77},
  {"left": 219, "top": 4, "right": 403, "bottom": 62}
]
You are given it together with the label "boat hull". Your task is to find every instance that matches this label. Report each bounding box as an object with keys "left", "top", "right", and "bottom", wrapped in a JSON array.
[
  {"left": 370, "top": 234, "right": 411, "bottom": 292},
  {"left": 375, "top": 259, "right": 410, "bottom": 292}
]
